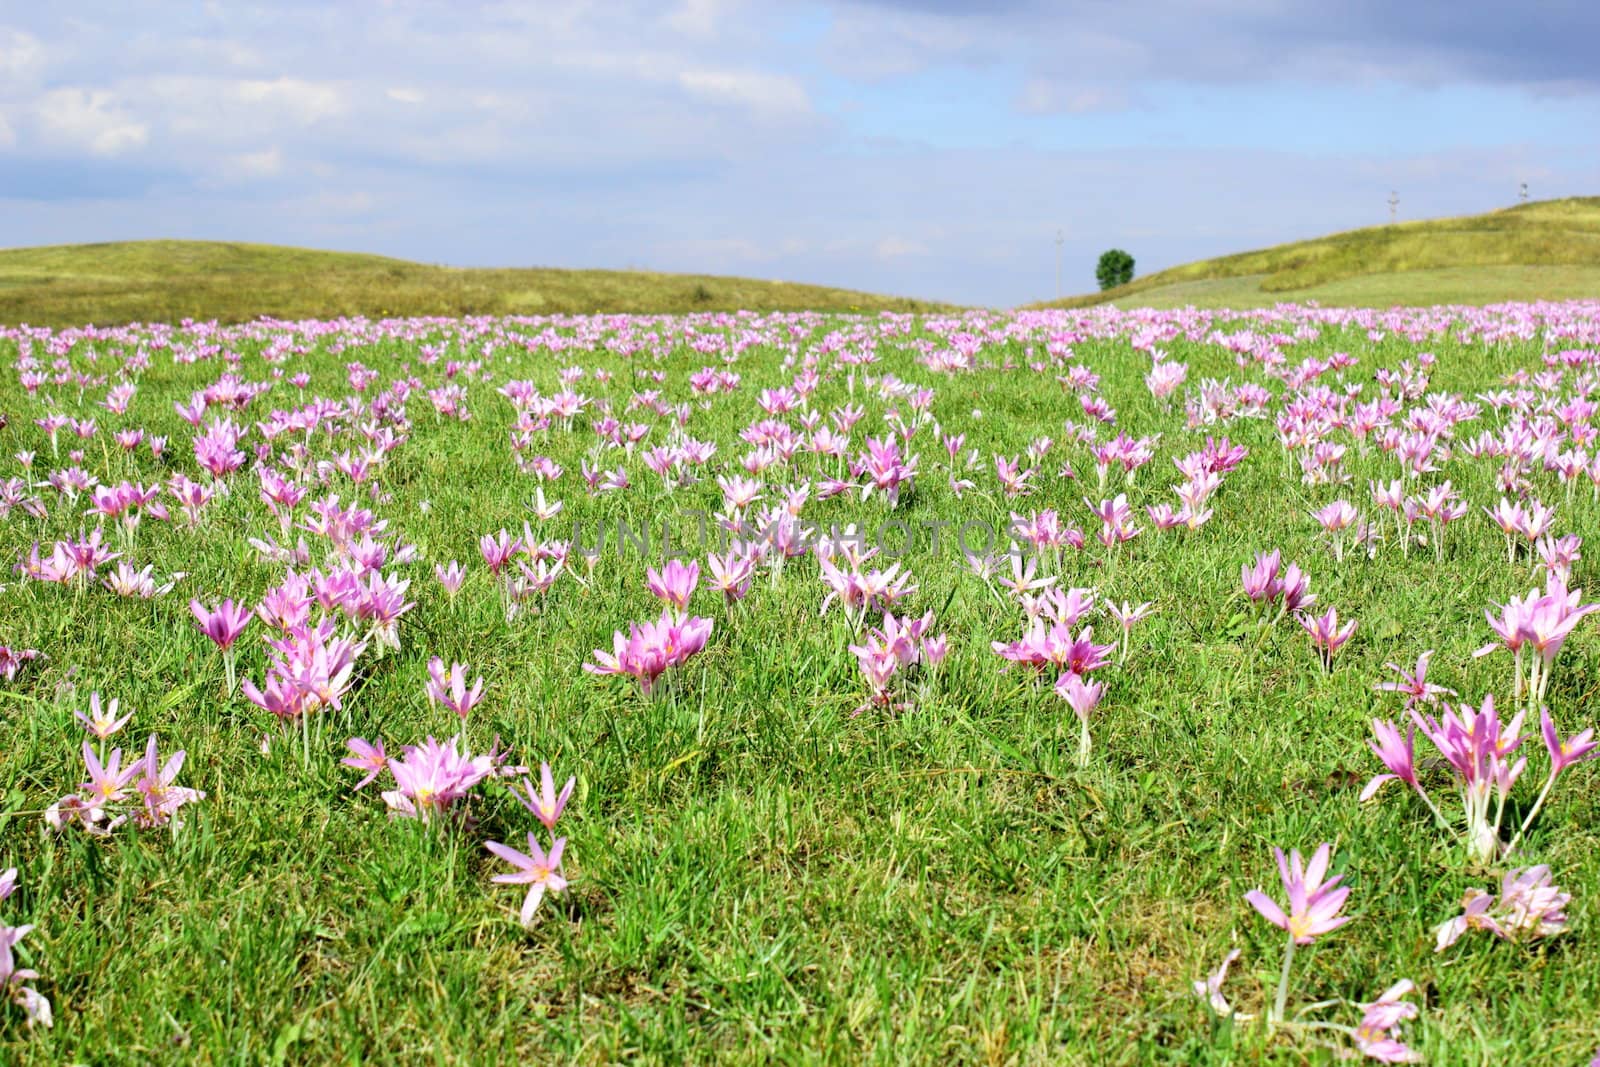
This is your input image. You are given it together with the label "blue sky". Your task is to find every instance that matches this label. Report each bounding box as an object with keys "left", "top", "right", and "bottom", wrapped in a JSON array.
[{"left": 1, "top": 1, "right": 1596, "bottom": 306}]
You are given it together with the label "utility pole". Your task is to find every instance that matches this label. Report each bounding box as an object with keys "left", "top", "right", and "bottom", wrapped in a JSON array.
[
  {"left": 1388, "top": 190, "right": 1399, "bottom": 224},
  {"left": 1054, "top": 229, "right": 1064, "bottom": 299},
  {"left": 1519, "top": 181, "right": 1529, "bottom": 204}
]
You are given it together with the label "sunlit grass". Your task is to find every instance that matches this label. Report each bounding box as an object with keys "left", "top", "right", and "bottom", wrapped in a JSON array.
[
  {"left": 0, "top": 308, "right": 1597, "bottom": 1063},
  {"left": 0, "top": 240, "right": 944, "bottom": 327},
  {"left": 1037, "top": 197, "right": 1600, "bottom": 310}
]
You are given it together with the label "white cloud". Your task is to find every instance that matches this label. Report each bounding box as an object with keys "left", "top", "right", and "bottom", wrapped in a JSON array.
[
  {"left": 665, "top": 0, "right": 740, "bottom": 38},
  {"left": 1014, "top": 79, "right": 1134, "bottom": 116},
  {"left": 234, "top": 77, "right": 345, "bottom": 124},
  {"left": 0, "top": 27, "right": 43, "bottom": 84},
  {"left": 386, "top": 87, "right": 424, "bottom": 104},
  {"left": 0, "top": 109, "right": 14, "bottom": 150},
  {"left": 821, "top": 9, "right": 992, "bottom": 81},
  {"left": 677, "top": 69, "right": 809, "bottom": 116},
  {"left": 34, "top": 88, "right": 148, "bottom": 156},
  {"left": 218, "top": 147, "right": 283, "bottom": 181}
]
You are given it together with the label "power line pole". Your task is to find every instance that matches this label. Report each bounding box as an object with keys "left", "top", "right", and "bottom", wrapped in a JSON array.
[
  {"left": 1054, "top": 229, "right": 1064, "bottom": 299},
  {"left": 1388, "top": 190, "right": 1399, "bottom": 224}
]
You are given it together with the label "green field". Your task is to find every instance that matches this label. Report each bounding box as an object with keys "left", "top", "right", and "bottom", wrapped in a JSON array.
[
  {"left": 1, "top": 304, "right": 1599, "bottom": 1063},
  {"left": 7, "top": 198, "right": 1600, "bottom": 329},
  {"left": 0, "top": 240, "right": 940, "bottom": 327},
  {"left": 1037, "top": 197, "right": 1600, "bottom": 309}
]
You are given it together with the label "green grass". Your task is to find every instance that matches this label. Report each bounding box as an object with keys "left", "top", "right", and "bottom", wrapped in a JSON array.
[
  {"left": 0, "top": 240, "right": 943, "bottom": 327},
  {"left": 1035, "top": 197, "right": 1600, "bottom": 309},
  {"left": 0, "top": 308, "right": 1598, "bottom": 1063}
]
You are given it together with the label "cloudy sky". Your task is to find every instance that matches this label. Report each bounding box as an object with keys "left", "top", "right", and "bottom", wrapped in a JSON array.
[{"left": 1, "top": 1, "right": 1596, "bottom": 306}]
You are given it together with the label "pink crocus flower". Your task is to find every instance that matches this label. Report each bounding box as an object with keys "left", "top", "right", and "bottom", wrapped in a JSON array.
[
  {"left": 1105, "top": 599, "right": 1154, "bottom": 662},
  {"left": 1279, "top": 563, "right": 1316, "bottom": 614},
  {"left": 1245, "top": 842, "right": 1352, "bottom": 1025},
  {"left": 425, "top": 657, "right": 485, "bottom": 719},
  {"left": 1352, "top": 980, "right": 1422, "bottom": 1063},
  {"left": 381, "top": 735, "right": 495, "bottom": 821},
  {"left": 1311, "top": 500, "right": 1359, "bottom": 560},
  {"left": 75, "top": 691, "right": 133, "bottom": 742},
  {"left": 513, "top": 762, "right": 575, "bottom": 832},
  {"left": 1056, "top": 671, "right": 1106, "bottom": 767},
  {"left": 434, "top": 560, "right": 467, "bottom": 598},
  {"left": 1242, "top": 550, "right": 1283, "bottom": 603},
  {"left": 645, "top": 560, "right": 700, "bottom": 613},
  {"left": 479, "top": 529, "right": 522, "bottom": 575},
  {"left": 191, "top": 598, "right": 252, "bottom": 649},
  {"left": 80, "top": 742, "right": 139, "bottom": 813},
  {"left": 1495, "top": 707, "right": 1599, "bottom": 857},
  {"left": 707, "top": 548, "right": 756, "bottom": 604},
  {"left": 1245, "top": 843, "right": 1353, "bottom": 947},
  {"left": 585, "top": 611, "right": 714, "bottom": 696},
  {"left": 1435, "top": 865, "right": 1569, "bottom": 951},
  {"left": 1373, "top": 650, "right": 1453, "bottom": 708},
  {"left": 0, "top": 646, "right": 42, "bottom": 683},
  {"left": 191, "top": 597, "right": 253, "bottom": 694},
  {"left": 1541, "top": 705, "right": 1598, "bottom": 776},
  {"left": 130, "top": 733, "right": 204, "bottom": 829},
  {"left": 0, "top": 914, "right": 52, "bottom": 1029},
  {"left": 1296, "top": 607, "right": 1356, "bottom": 670},
  {"left": 342, "top": 737, "right": 389, "bottom": 790},
  {"left": 1365, "top": 693, "right": 1554, "bottom": 862},
  {"left": 484, "top": 833, "right": 568, "bottom": 927}
]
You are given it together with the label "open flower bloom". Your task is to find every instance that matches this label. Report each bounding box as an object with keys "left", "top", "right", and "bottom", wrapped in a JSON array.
[
  {"left": 1360, "top": 718, "right": 1421, "bottom": 802},
  {"left": 1190, "top": 948, "right": 1251, "bottom": 1020},
  {"left": 515, "top": 762, "right": 575, "bottom": 832},
  {"left": 585, "top": 610, "right": 713, "bottom": 695},
  {"left": 1435, "top": 865, "right": 1570, "bottom": 951},
  {"left": 425, "top": 657, "right": 484, "bottom": 719},
  {"left": 1541, "top": 706, "right": 1598, "bottom": 775},
  {"left": 484, "top": 833, "right": 568, "bottom": 927},
  {"left": 131, "top": 734, "right": 205, "bottom": 830},
  {"left": 1353, "top": 980, "right": 1422, "bottom": 1063},
  {"left": 0, "top": 923, "right": 52, "bottom": 1029},
  {"left": 645, "top": 560, "right": 700, "bottom": 612},
  {"left": 342, "top": 737, "right": 389, "bottom": 790},
  {"left": 381, "top": 735, "right": 495, "bottom": 821},
  {"left": 1296, "top": 607, "right": 1357, "bottom": 663},
  {"left": 190, "top": 597, "right": 253, "bottom": 650},
  {"left": 1373, "top": 650, "right": 1453, "bottom": 708},
  {"left": 1244, "top": 843, "right": 1351, "bottom": 945}
]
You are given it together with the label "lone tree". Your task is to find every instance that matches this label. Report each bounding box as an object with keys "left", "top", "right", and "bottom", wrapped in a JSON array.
[{"left": 1096, "top": 248, "right": 1135, "bottom": 291}]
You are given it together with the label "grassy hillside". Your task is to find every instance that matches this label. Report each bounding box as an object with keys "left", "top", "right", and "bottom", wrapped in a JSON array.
[
  {"left": 0, "top": 240, "right": 942, "bottom": 326},
  {"left": 1036, "top": 197, "right": 1600, "bottom": 309}
]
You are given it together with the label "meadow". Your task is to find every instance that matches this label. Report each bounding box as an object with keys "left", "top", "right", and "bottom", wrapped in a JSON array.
[
  {"left": 1, "top": 302, "right": 1600, "bottom": 1064},
  {"left": 1037, "top": 197, "right": 1600, "bottom": 311},
  {"left": 0, "top": 241, "right": 940, "bottom": 329}
]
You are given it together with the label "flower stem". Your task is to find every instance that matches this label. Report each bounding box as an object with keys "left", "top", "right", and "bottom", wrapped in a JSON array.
[
  {"left": 1503, "top": 770, "right": 1559, "bottom": 857},
  {"left": 1409, "top": 780, "right": 1451, "bottom": 830},
  {"left": 1272, "top": 936, "right": 1296, "bottom": 1027}
]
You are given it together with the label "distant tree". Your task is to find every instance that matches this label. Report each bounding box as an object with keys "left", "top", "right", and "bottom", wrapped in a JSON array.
[{"left": 1096, "top": 249, "right": 1135, "bottom": 291}]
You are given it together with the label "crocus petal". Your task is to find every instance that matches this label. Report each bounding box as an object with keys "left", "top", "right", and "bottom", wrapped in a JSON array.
[
  {"left": 1359, "top": 773, "right": 1398, "bottom": 803},
  {"left": 1243, "top": 889, "right": 1288, "bottom": 931}
]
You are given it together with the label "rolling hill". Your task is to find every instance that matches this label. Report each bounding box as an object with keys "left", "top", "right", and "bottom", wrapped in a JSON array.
[
  {"left": 1034, "top": 196, "right": 1600, "bottom": 309},
  {"left": 0, "top": 240, "right": 942, "bottom": 327}
]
